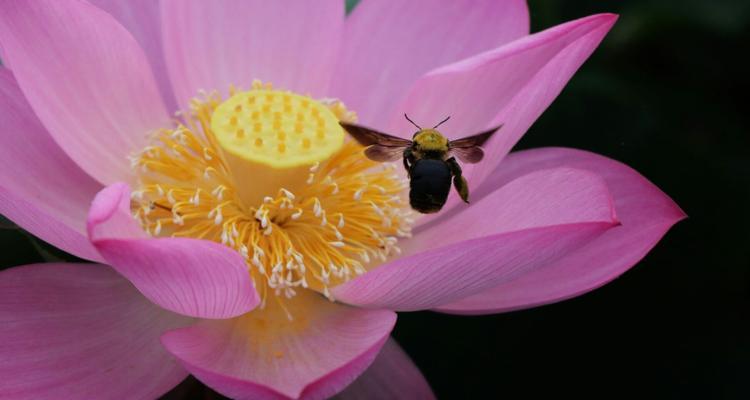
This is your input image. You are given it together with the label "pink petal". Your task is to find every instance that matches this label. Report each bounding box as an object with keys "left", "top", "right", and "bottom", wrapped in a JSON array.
[
  {"left": 332, "top": 168, "right": 619, "bottom": 311},
  {"left": 331, "top": 0, "right": 529, "bottom": 126},
  {"left": 436, "top": 147, "right": 685, "bottom": 314},
  {"left": 0, "top": 67, "right": 102, "bottom": 261},
  {"left": 338, "top": 338, "right": 435, "bottom": 400},
  {"left": 161, "top": 292, "right": 396, "bottom": 400},
  {"left": 86, "top": 182, "right": 148, "bottom": 241},
  {"left": 408, "top": 167, "right": 617, "bottom": 251},
  {"left": 161, "top": 0, "right": 344, "bottom": 110},
  {"left": 0, "top": 262, "right": 192, "bottom": 399},
  {"left": 88, "top": 183, "right": 260, "bottom": 319},
  {"left": 390, "top": 14, "right": 617, "bottom": 221},
  {"left": 89, "top": 0, "right": 178, "bottom": 113},
  {"left": 0, "top": 0, "right": 171, "bottom": 184}
]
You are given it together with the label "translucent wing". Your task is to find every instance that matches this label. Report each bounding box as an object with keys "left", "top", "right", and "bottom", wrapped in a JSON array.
[
  {"left": 449, "top": 125, "right": 503, "bottom": 148},
  {"left": 448, "top": 125, "right": 502, "bottom": 164},
  {"left": 450, "top": 147, "right": 485, "bottom": 163},
  {"left": 339, "top": 122, "right": 413, "bottom": 147},
  {"left": 365, "top": 145, "right": 405, "bottom": 162}
]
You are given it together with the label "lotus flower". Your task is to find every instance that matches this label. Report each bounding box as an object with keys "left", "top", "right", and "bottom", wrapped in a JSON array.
[{"left": 0, "top": 1, "right": 683, "bottom": 399}]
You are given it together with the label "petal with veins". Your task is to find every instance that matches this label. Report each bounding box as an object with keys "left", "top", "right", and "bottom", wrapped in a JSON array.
[
  {"left": 162, "top": 291, "right": 396, "bottom": 400},
  {"left": 333, "top": 167, "right": 619, "bottom": 311},
  {"left": 0, "top": 263, "right": 192, "bottom": 400},
  {"left": 0, "top": 67, "right": 102, "bottom": 261},
  {"left": 389, "top": 14, "right": 618, "bottom": 222},
  {"left": 337, "top": 338, "right": 435, "bottom": 400},
  {"left": 88, "top": 183, "right": 260, "bottom": 319},
  {"left": 0, "top": 0, "right": 171, "bottom": 184},
  {"left": 332, "top": 0, "right": 529, "bottom": 126},
  {"left": 89, "top": 0, "right": 178, "bottom": 112},
  {"left": 435, "top": 147, "right": 685, "bottom": 314},
  {"left": 161, "top": 0, "right": 344, "bottom": 110}
]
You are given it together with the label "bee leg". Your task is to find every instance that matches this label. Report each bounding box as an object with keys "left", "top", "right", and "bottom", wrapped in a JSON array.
[
  {"left": 403, "top": 148, "right": 415, "bottom": 178},
  {"left": 447, "top": 157, "right": 470, "bottom": 203}
]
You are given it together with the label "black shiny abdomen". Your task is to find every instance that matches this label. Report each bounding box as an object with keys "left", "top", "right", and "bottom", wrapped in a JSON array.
[{"left": 409, "top": 159, "right": 451, "bottom": 213}]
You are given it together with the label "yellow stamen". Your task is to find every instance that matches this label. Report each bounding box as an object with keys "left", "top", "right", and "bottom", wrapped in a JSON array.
[{"left": 130, "top": 81, "right": 412, "bottom": 317}]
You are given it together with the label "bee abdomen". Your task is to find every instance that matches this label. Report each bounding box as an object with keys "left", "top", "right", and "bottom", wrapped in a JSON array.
[{"left": 409, "top": 159, "right": 451, "bottom": 214}]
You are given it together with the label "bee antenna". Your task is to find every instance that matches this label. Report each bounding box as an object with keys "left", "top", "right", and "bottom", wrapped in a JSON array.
[
  {"left": 433, "top": 116, "right": 451, "bottom": 129},
  {"left": 404, "top": 113, "right": 422, "bottom": 130}
]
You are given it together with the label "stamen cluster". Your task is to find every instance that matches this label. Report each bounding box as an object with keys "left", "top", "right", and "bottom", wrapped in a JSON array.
[{"left": 130, "top": 83, "right": 413, "bottom": 315}]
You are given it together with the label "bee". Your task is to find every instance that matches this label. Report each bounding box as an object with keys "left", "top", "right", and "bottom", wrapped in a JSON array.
[{"left": 339, "top": 115, "right": 502, "bottom": 214}]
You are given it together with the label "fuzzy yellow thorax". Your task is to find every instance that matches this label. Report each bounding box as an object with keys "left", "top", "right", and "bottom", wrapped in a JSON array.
[{"left": 413, "top": 129, "right": 449, "bottom": 152}]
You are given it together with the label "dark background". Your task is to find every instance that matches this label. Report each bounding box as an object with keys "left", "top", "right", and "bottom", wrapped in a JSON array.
[{"left": 2, "top": 0, "right": 748, "bottom": 398}]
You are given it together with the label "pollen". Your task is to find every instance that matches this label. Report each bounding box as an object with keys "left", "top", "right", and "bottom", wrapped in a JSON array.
[{"left": 130, "top": 81, "right": 412, "bottom": 318}]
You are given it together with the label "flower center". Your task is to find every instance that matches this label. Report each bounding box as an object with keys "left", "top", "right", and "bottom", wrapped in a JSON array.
[{"left": 130, "top": 81, "right": 412, "bottom": 318}]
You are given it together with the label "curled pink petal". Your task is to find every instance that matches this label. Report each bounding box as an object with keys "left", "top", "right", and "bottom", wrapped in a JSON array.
[
  {"left": 87, "top": 182, "right": 148, "bottom": 241},
  {"left": 161, "top": 0, "right": 344, "bottom": 110},
  {"left": 389, "top": 14, "right": 617, "bottom": 221},
  {"left": 338, "top": 338, "right": 435, "bottom": 400},
  {"left": 161, "top": 293, "right": 396, "bottom": 400},
  {"left": 89, "top": 0, "right": 178, "bottom": 112},
  {"left": 332, "top": 0, "right": 529, "bottom": 126},
  {"left": 0, "top": 67, "right": 102, "bottom": 261},
  {"left": 436, "top": 147, "right": 685, "bottom": 314},
  {"left": 0, "top": 0, "right": 171, "bottom": 184},
  {"left": 0, "top": 263, "right": 192, "bottom": 399},
  {"left": 88, "top": 183, "right": 260, "bottom": 319},
  {"left": 333, "top": 168, "right": 619, "bottom": 311}
]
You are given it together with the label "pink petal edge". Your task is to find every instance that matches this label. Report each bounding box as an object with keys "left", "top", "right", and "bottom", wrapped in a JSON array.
[
  {"left": 436, "top": 147, "right": 685, "bottom": 314},
  {"left": 88, "top": 0, "right": 178, "bottom": 113},
  {"left": 0, "top": 0, "right": 171, "bottom": 184},
  {"left": 0, "top": 262, "right": 192, "bottom": 400},
  {"left": 332, "top": 0, "right": 529, "bottom": 126},
  {"left": 333, "top": 167, "right": 619, "bottom": 311},
  {"left": 88, "top": 183, "right": 260, "bottom": 319},
  {"left": 161, "top": 293, "right": 396, "bottom": 400},
  {"left": 394, "top": 13, "right": 618, "bottom": 224},
  {"left": 406, "top": 167, "right": 618, "bottom": 253},
  {"left": 337, "top": 337, "right": 435, "bottom": 400},
  {"left": 0, "top": 67, "right": 102, "bottom": 261}
]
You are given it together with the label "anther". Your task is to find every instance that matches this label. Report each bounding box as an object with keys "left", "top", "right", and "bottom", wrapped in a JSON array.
[{"left": 133, "top": 86, "right": 412, "bottom": 309}]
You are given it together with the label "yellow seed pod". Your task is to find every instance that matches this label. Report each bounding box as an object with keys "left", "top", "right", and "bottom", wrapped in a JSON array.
[{"left": 211, "top": 90, "right": 344, "bottom": 169}]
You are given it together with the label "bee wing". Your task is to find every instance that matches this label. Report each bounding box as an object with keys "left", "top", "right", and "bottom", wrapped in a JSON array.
[
  {"left": 365, "top": 145, "right": 406, "bottom": 162},
  {"left": 448, "top": 124, "right": 503, "bottom": 164},
  {"left": 339, "top": 122, "right": 413, "bottom": 147},
  {"left": 450, "top": 147, "right": 485, "bottom": 164}
]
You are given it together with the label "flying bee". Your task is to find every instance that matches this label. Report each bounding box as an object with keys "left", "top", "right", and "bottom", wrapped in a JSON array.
[{"left": 339, "top": 115, "right": 502, "bottom": 214}]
